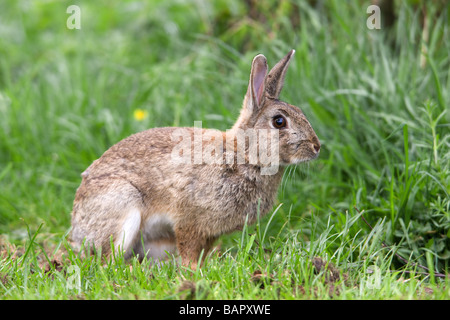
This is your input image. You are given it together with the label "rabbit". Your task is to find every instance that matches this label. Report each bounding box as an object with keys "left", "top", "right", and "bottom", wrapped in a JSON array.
[{"left": 70, "top": 49, "right": 320, "bottom": 269}]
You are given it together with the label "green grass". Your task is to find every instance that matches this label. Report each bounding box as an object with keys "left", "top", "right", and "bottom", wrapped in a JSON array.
[
  {"left": 0, "top": 0, "right": 449, "bottom": 300},
  {"left": 2, "top": 212, "right": 449, "bottom": 300}
]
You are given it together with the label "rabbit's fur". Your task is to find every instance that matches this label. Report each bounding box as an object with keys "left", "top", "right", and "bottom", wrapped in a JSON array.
[{"left": 70, "top": 50, "right": 320, "bottom": 268}]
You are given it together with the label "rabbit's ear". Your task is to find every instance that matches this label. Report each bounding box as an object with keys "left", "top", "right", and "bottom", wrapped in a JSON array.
[
  {"left": 246, "top": 54, "right": 268, "bottom": 111},
  {"left": 265, "top": 49, "right": 295, "bottom": 100},
  {"left": 233, "top": 54, "right": 268, "bottom": 130}
]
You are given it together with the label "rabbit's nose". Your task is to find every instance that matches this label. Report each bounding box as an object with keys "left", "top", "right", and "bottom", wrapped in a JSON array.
[
  {"left": 312, "top": 137, "right": 321, "bottom": 154},
  {"left": 313, "top": 142, "right": 320, "bottom": 153}
]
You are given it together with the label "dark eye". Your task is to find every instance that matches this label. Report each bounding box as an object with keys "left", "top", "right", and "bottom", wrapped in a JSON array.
[{"left": 272, "top": 115, "right": 287, "bottom": 128}]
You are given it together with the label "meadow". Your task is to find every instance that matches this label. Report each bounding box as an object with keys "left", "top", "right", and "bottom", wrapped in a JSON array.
[{"left": 0, "top": 0, "right": 449, "bottom": 301}]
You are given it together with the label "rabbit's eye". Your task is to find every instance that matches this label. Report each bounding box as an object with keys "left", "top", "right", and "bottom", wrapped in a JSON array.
[{"left": 272, "top": 115, "right": 287, "bottom": 129}]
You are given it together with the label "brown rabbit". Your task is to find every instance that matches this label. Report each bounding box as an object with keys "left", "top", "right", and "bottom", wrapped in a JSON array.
[{"left": 70, "top": 50, "right": 320, "bottom": 268}]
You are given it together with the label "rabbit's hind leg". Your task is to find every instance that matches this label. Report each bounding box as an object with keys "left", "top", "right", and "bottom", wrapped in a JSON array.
[{"left": 70, "top": 180, "right": 144, "bottom": 259}]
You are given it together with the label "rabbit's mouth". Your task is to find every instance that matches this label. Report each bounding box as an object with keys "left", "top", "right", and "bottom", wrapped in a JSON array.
[{"left": 290, "top": 140, "right": 320, "bottom": 164}]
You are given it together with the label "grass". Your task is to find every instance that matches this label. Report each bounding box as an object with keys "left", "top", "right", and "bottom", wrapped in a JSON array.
[
  {"left": 1, "top": 212, "right": 448, "bottom": 300},
  {"left": 0, "top": 0, "right": 449, "bottom": 300}
]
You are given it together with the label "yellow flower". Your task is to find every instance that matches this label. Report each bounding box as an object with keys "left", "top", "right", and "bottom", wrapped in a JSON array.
[{"left": 133, "top": 109, "right": 148, "bottom": 121}]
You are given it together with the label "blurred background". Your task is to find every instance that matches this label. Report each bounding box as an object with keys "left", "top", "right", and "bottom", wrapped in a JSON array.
[{"left": 0, "top": 0, "right": 449, "bottom": 271}]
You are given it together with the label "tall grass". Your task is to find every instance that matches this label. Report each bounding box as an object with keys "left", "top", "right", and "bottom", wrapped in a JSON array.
[{"left": 0, "top": 0, "right": 449, "bottom": 299}]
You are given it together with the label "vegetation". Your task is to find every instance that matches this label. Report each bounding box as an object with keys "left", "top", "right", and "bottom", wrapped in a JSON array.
[{"left": 0, "top": 0, "right": 449, "bottom": 300}]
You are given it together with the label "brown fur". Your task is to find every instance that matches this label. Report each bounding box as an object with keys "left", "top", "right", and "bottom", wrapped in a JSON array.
[{"left": 70, "top": 50, "right": 320, "bottom": 269}]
